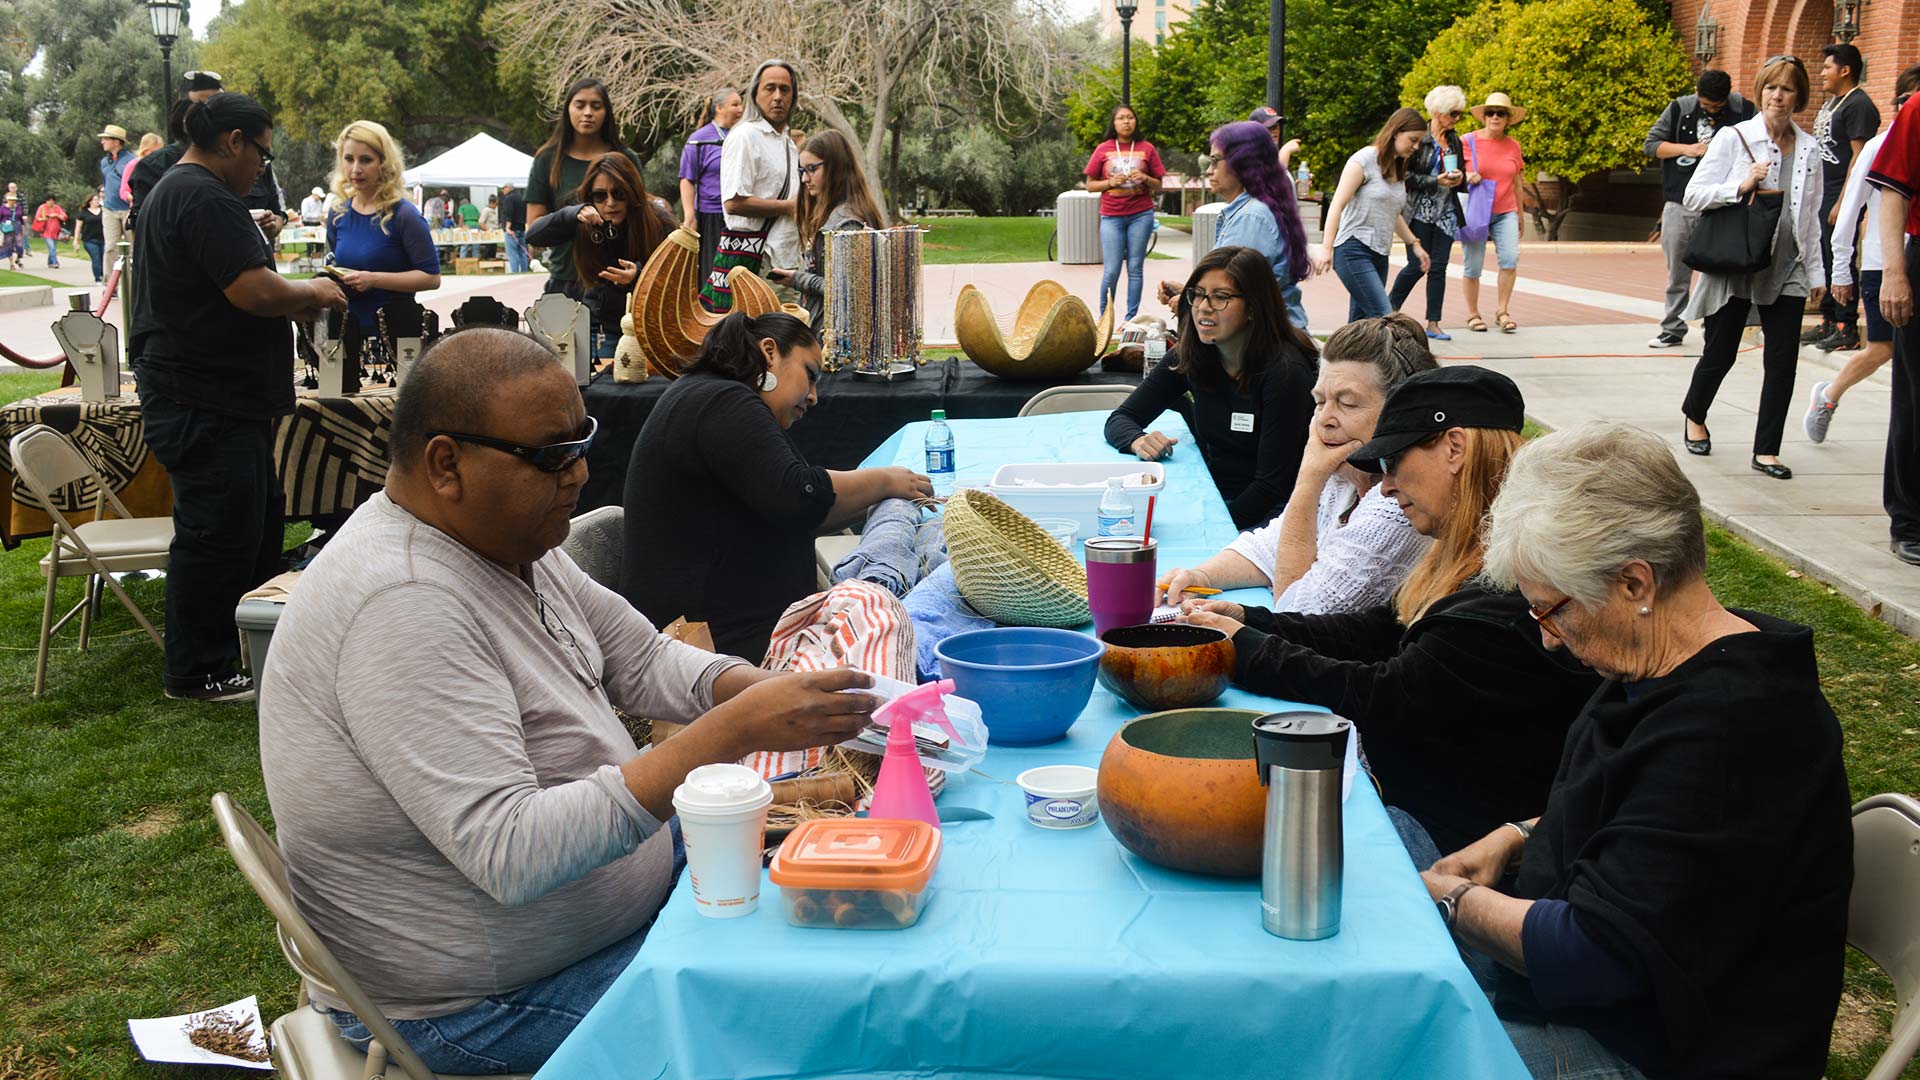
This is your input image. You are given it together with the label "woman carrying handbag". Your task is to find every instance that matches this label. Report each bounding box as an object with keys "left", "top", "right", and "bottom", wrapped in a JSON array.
[{"left": 1680, "top": 56, "right": 1826, "bottom": 479}]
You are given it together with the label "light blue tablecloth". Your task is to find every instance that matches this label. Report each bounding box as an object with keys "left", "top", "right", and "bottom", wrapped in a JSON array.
[{"left": 535, "top": 412, "right": 1528, "bottom": 1079}]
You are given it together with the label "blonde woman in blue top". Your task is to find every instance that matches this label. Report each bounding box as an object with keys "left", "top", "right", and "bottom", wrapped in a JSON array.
[{"left": 325, "top": 120, "right": 440, "bottom": 334}]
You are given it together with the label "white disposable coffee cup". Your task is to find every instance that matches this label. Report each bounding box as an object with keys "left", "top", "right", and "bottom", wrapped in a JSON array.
[{"left": 671, "top": 763, "right": 775, "bottom": 919}]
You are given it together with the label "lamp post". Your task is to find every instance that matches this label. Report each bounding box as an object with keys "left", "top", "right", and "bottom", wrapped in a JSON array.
[
  {"left": 1693, "top": 5, "right": 1719, "bottom": 65},
  {"left": 1115, "top": 0, "right": 1139, "bottom": 105},
  {"left": 1833, "top": 0, "right": 1867, "bottom": 44},
  {"left": 1267, "top": 0, "right": 1286, "bottom": 137},
  {"left": 147, "top": 0, "right": 184, "bottom": 107}
]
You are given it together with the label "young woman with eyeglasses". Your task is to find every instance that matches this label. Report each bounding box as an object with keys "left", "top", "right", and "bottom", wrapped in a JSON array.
[
  {"left": 764, "top": 129, "right": 886, "bottom": 327},
  {"left": 324, "top": 120, "right": 440, "bottom": 336},
  {"left": 524, "top": 152, "right": 676, "bottom": 357},
  {"left": 1182, "top": 366, "right": 1600, "bottom": 859},
  {"left": 1104, "top": 245, "right": 1317, "bottom": 529}
]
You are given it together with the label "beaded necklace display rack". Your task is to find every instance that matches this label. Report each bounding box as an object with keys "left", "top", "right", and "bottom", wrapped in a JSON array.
[{"left": 822, "top": 225, "right": 926, "bottom": 378}]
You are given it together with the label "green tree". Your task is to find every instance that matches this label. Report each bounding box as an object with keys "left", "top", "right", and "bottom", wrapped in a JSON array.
[
  {"left": 200, "top": 0, "right": 546, "bottom": 162},
  {"left": 1401, "top": 0, "right": 1691, "bottom": 238}
]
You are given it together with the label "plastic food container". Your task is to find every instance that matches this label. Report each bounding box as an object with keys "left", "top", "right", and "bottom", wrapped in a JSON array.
[
  {"left": 769, "top": 818, "right": 942, "bottom": 930},
  {"left": 1016, "top": 765, "right": 1101, "bottom": 829},
  {"left": 987, "top": 462, "right": 1166, "bottom": 540},
  {"left": 1034, "top": 516, "right": 1080, "bottom": 551}
]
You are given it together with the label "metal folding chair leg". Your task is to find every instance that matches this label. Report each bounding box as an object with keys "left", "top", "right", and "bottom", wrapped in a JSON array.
[
  {"left": 78, "top": 574, "right": 96, "bottom": 652},
  {"left": 34, "top": 544, "right": 59, "bottom": 697}
]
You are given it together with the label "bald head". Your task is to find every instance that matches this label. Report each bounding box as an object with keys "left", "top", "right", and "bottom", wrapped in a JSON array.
[{"left": 389, "top": 328, "right": 564, "bottom": 472}]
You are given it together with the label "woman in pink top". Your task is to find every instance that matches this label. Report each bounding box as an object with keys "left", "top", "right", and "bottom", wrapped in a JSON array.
[
  {"left": 31, "top": 195, "right": 66, "bottom": 268},
  {"left": 1085, "top": 104, "right": 1167, "bottom": 322},
  {"left": 1461, "top": 93, "right": 1528, "bottom": 333}
]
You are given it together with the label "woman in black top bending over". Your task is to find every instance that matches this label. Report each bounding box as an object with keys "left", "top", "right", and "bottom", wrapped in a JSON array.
[
  {"left": 1105, "top": 244, "right": 1316, "bottom": 529},
  {"left": 621, "top": 312, "right": 933, "bottom": 662},
  {"left": 525, "top": 151, "right": 676, "bottom": 357}
]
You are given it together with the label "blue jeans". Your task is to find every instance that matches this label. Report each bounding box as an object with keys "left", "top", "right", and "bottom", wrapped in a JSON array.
[
  {"left": 504, "top": 230, "right": 530, "bottom": 273},
  {"left": 1099, "top": 208, "right": 1154, "bottom": 321},
  {"left": 1462, "top": 211, "right": 1520, "bottom": 279},
  {"left": 84, "top": 238, "right": 104, "bottom": 282},
  {"left": 42, "top": 236, "right": 58, "bottom": 265},
  {"left": 1332, "top": 238, "right": 1391, "bottom": 322},
  {"left": 1389, "top": 219, "right": 1456, "bottom": 322},
  {"left": 1387, "top": 808, "right": 1647, "bottom": 1080},
  {"left": 328, "top": 819, "right": 685, "bottom": 1074}
]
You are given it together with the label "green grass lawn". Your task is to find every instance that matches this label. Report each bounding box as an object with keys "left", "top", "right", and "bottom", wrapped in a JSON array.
[
  {"left": 0, "top": 404, "right": 1912, "bottom": 1073},
  {"left": 0, "top": 268, "right": 62, "bottom": 288},
  {"left": 916, "top": 216, "right": 1177, "bottom": 264},
  {"left": 0, "top": 370, "right": 62, "bottom": 404}
]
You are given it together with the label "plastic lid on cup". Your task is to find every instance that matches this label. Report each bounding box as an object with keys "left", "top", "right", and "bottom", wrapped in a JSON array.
[{"left": 672, "top": 763, "right": 773, "bottom": 814}]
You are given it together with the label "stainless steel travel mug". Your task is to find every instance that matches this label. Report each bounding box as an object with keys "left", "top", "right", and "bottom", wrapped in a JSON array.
[{"left": 1253, "top": 711, "right": 1351, "bottom": 940}]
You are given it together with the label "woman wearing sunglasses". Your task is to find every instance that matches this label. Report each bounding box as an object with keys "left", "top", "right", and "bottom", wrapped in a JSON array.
[
  {"left": 765, "top": 129, "right": 886, "bottom": 327},
  {"left": 1183, "top": 366, "right": 1600, "bottom": 859},
  {"left": 1422, "top": 421, "right": 1849, "bottom": 1080},
  {"left": 1682, "top": 56, "right": 1825, "bottom": 481},
  {"left": 621, "top": 312, "right": 933, "bottom": 662},
  {"left": 1105, "top": 245, "right": 1317, "bottom": 529},
  {"left": 525, "top": 152, "right": 677, "bottom": 357},
  {"left": 323, "top": 121, "right": 439, "bottom": 337},
  {"left": 1459, "top": 93, "right": 1529, "bottom": 334}
]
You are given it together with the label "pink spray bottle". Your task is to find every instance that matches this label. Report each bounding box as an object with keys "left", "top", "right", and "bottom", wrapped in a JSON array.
[{"left": 866, "top": 679, "right": 952, "bottom": 829}]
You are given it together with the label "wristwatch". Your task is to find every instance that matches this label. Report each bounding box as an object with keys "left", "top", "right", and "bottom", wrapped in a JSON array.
[{"left": 1436, "top": 881, "right": 1480, "bottom": 930}]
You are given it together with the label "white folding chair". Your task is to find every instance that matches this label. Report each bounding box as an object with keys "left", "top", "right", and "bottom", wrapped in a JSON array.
[
  {"left": 560, "top": 505, "right": 624, "bottom": 592},
  {"left": 1016, "top": 384, "right": 1134, "bottom": 417},
  {"left": 8, "top": 424, "right": 172, "bottom": 697},
  {"left": 210, "top": 793, "right": 531, "bottom": 1080},
  {"left": 1850, "top": 793, "right": 1920, "bottom": 1080},
  {"left": 816, "top": 532, "right": 860, "bottom": 590}
]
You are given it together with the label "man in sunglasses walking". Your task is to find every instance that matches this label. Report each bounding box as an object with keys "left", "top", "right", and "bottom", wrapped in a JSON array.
[{"left": 257, "top": 328, "right": 882, "bottom": 1072}]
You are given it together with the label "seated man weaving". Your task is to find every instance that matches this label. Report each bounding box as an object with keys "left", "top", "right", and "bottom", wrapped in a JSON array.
[{"left": 258, "top": 328, "right": 879, "bottom": 1075}]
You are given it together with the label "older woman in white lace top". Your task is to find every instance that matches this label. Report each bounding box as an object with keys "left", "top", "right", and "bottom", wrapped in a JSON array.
[{"left": 1161, "top": 314, "right": 1435, "bottom": 612}]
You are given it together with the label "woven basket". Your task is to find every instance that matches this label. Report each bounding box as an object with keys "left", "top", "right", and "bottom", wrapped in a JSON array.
[{"left": 944, "top": 489, "right": 1089, "bottom": 628}]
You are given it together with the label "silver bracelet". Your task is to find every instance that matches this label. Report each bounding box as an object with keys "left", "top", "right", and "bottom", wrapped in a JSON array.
[{"left": 1505, "top": 821, "right": 1532, "bottom": 843}]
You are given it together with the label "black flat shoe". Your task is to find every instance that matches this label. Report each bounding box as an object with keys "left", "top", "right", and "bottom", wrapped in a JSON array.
[
  {"left": 1751, "top": 456, "right": 1793, "bottom": 479},
  {"left": 1892, "top": 540, "right": 1920, "bottom": 566},
  {"left": 1684, "top": 420, "right": 1711, "bottom": 456}
]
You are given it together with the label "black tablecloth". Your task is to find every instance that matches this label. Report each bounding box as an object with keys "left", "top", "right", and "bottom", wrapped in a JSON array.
[{"left": 581, "top": 359, "right": 1139, "bottom": 512}]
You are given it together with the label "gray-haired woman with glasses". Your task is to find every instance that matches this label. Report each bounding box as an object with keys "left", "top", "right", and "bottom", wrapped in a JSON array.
[{"left": 1104, "top": 245, "right": 1318, "bottom": 529}]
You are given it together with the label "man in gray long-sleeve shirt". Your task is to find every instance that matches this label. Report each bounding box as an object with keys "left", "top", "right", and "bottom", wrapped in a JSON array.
[{"left": 260, "top": 328, "right": 878, "bottom": 1074}]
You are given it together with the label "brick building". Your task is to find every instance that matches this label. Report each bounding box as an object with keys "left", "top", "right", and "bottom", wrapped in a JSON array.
[{"left": 1674, "top": 0, "right": 1915, "bottom": 109}]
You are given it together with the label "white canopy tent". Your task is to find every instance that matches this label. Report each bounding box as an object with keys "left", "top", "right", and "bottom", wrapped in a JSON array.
[{"left": 403, "top": 132, "right": 535, "bottom": 188}]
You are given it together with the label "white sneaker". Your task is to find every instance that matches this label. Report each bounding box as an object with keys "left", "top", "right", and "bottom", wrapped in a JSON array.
[
  {"left": 1803, "top": 381, "right": 1837, "bottom": 444},
  {"left": 1647, "top": 331, "right": 1685, "bottom": 348}
]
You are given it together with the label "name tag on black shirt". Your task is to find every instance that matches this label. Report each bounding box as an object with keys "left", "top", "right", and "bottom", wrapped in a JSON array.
[{"left": 1230, "top": 412, "right": 1255, "bottom": 433}]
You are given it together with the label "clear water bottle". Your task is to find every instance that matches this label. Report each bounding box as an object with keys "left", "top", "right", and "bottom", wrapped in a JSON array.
[
  {"left": 1295, "top": 161, "right": 1311, "bottom": 195},
  {"left": 925, "top": 409, "right": 955, "bottom": 498},
  {"left": 1143, "top": 330, "right": 1167, "bottom": 380},
  {"left": 1097, "top": 477, "right": 1136, "bottom": 537}
]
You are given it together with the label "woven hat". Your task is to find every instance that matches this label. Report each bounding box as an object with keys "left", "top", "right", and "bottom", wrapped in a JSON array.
[
  {"left": 943, "top": 489, "right": 1089, "bottom": 628},
  {"left": 1469, "top": 92, "right": 1527, "bottom": 125},
  {"left": 96, "top": 124, "right": 129, "bottom": 142}
]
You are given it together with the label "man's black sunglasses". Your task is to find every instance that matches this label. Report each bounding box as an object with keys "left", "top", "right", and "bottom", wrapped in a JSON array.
[{"left": 429, "top": 415, "right": 597, "bottom": 472}]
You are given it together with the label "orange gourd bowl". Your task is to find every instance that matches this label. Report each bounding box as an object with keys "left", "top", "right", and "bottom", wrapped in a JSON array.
[
  {"left": 1097, "top": 624, "right": 1235, "bottom": 711},
  {"left": 1097, "top": 708, "right": 1267, "bottom": 878}
]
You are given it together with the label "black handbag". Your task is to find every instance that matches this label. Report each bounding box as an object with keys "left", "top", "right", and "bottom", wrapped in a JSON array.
[{"left": 1684, "top": 128, "right": 1785, "bottom": 275}]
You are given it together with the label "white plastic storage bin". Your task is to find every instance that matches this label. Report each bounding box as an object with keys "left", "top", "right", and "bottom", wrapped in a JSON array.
[
  {"left": 986, "top": 462, "right": 1166, "bottom": 539},
  {"left": 235, "top": 599, "right": 284, "bottom": 684}
]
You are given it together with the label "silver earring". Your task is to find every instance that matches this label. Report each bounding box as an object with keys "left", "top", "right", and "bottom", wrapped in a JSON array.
[
  {"left": 1639, "top": 606, "right": 1651, "bottom": 616},
  {"left": 758, "top": 369, "right": 778, "bottom": 392}
]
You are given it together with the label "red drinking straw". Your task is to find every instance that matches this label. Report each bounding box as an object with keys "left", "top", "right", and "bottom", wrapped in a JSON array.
[{"left": 1142, "top": 494, "right": 1156, "bottom": 546}]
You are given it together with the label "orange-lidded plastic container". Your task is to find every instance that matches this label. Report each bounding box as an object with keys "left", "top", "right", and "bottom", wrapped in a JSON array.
[{"left": 768, "top": 818, "right": 942, "bottom": 929}]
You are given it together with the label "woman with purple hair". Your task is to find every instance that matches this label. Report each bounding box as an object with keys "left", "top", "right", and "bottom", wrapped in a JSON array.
[{"left": 1176, "top": 120, "right": 1313, "bottom": 332}]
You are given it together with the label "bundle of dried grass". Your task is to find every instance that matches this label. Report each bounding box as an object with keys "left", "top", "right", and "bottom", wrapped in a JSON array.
[{"left": 182, "top": 1009, "right": 268, "bottom": 1063}]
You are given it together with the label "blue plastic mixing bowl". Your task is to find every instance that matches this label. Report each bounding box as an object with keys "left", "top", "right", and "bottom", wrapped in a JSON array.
[{"left": 934, "top": 627, "right": 1106, "bottom": 745}]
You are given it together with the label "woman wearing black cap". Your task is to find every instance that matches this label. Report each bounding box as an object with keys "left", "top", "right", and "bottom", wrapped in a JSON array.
[{"left": 1184, "top": 366, "right": 1601, "bottom": 857}]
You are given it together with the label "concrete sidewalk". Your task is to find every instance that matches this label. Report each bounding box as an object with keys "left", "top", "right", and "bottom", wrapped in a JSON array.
[{"left": 1453, "top": 324, "right": 1920, "bottom": 636}]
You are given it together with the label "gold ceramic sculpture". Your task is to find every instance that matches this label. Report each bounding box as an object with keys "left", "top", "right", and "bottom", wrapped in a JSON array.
[
  {"left": 624, "top": 227, "right": 789, "bottom": 382},
  {"left": 954, "top": 280, "right": 1116, "bottom": 382}
]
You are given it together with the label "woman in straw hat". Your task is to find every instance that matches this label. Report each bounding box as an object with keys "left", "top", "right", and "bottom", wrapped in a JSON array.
[{"left": 1460, "top": 92, "right": 1529, "bottom": 334}]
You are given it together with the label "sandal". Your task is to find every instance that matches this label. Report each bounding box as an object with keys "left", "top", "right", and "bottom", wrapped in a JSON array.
[
  {"left": 1495, "top": 311, "right": 1517, "bottom": 333},
  {"left": 1466, "top": 314, "right": 1489, "bottom": 332}
]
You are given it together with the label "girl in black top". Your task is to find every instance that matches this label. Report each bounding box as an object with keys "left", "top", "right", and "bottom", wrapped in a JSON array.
[
  {"left": 525, "top": 151, "right": 676, "bottom": 357},
  {"left": 1105, "top": 245, "right": 1316, "bottom": 529},
  {"left": 78, "top": 191, "right": 105, "bottom": 283},
  {"left": 621, "top": 313, "right": 933, "bottom": 662},
  {"left": 524, "top": 77, "right": 644, "bottom": 298}
]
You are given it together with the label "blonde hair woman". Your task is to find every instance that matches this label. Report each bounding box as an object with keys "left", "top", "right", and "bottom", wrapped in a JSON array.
[
  {"left": 325, "top": 119, "right": 441, "bottom": 333},
  {"left": 1182, "top": 366, "right": 1601, "bottom": 858}
]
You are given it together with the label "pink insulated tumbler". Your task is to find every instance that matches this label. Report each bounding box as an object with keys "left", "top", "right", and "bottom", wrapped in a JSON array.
[{"left": 1085, "top": 537, "right": 1157, "bottom": 636}]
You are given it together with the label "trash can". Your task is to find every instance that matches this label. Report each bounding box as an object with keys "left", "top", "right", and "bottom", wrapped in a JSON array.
[
  {"left": 235, "top": 599, "right": 285, "bottom": 684},
  {"left": 1190, "top": 202, "right": 1228, "bottom": 257},
  {"left": 1054, "top": 191, "right": 1102, "bottom": 265}
]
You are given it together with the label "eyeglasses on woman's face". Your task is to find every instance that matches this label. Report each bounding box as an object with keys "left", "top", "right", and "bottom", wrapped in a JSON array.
[
  {"left": 1527, "top": 595, "right": 1573, "bottom": 639},
  {"left": 798, "top": 162, "right": 825, "bottom": 178},
  {"left": 1183, "top": 287, "right": 1242, "bottom": 310}
]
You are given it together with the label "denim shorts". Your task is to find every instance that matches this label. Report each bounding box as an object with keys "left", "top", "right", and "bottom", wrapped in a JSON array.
[{"left": 1462, "top": 211, "right": 1520, "bottom": 279}]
